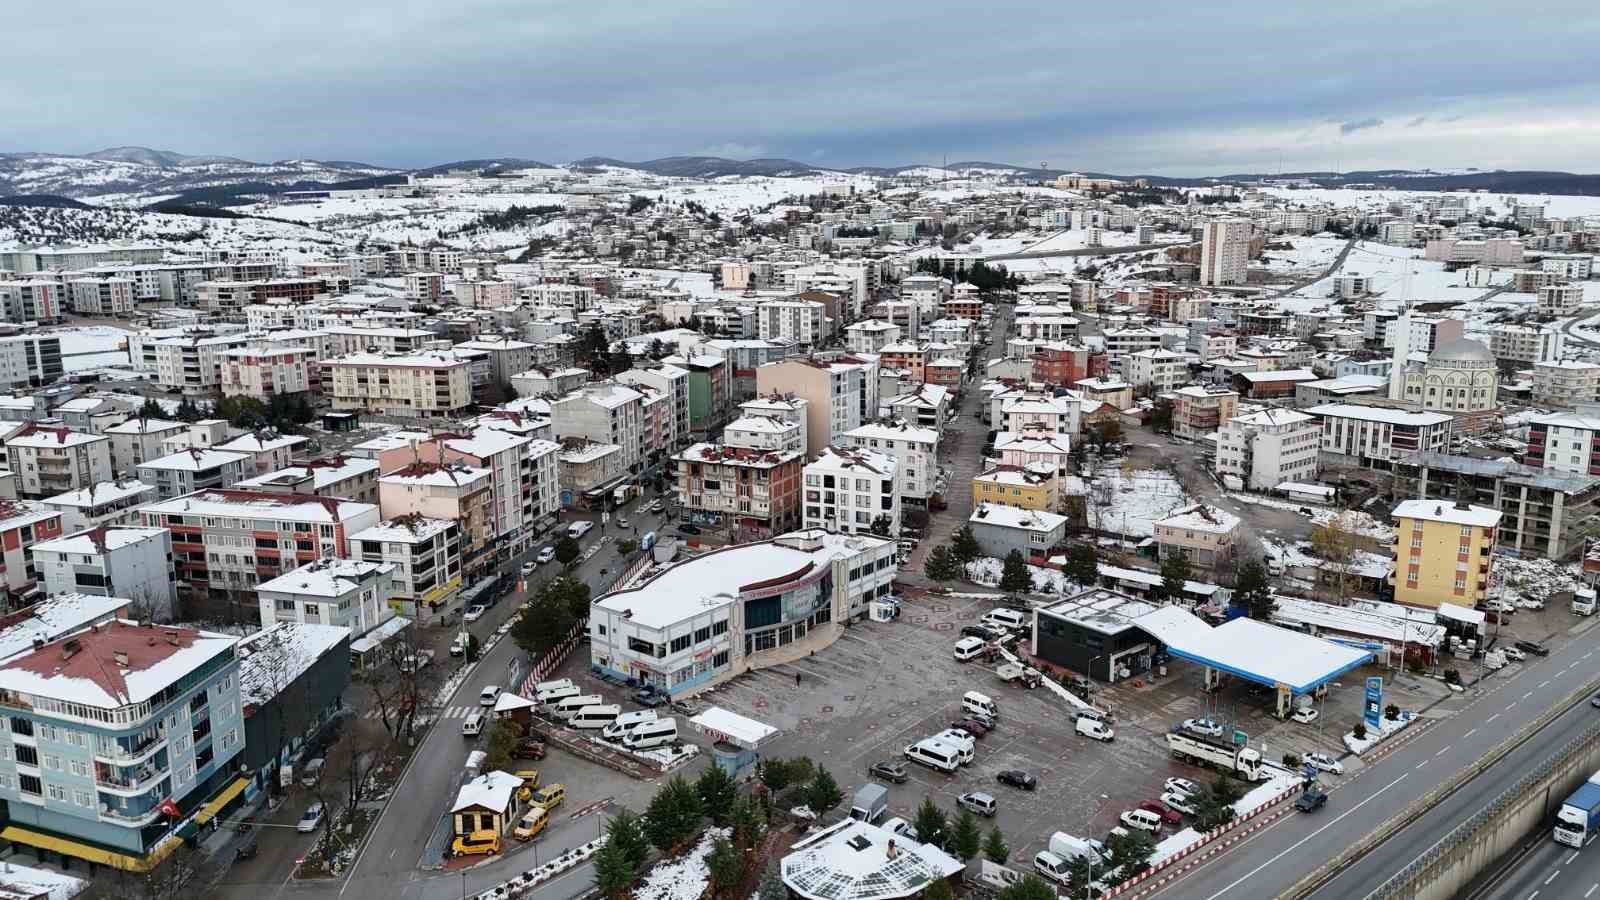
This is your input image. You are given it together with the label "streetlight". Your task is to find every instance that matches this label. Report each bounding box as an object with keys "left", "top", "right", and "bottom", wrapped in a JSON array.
[{"left": 461, "top": 870, "right": 468, "bottom": 900}]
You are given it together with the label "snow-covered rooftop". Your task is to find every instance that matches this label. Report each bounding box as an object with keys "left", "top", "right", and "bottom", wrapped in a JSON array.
[
  {"left": 377, "top": 461, "right": 492, "bottom": 487},
  {"left": 32, "top": 525, "right": 166, "bottom": 557},
  {"left": 783, "top": 819, "right": 963, "bottom": 900},
  {"left": 1392, "top": 499, "right": 1503, "bottom": 529},
  {"left": 102, "top": 417, "right": 185, "bottom": 435},
  {"left": 237, "top": 622, "right": 349, "bottom": 708},
  {"left": 1155, "top": 503, "right": 1241, "bottom": 535},
  {"left": 452, "top": 770, "right": 522, "bottom": 814},
  {"left": 0, "top": 620, "right": 237, "bottom": 708},
  {"left": 217, "top": 431, "right": 308, "bottom": 454},
  {"left": 1305, "top": 403, "right": 1454, "bottom": 426},
  {"left": 140, "top": 489, "right": 377, "bottom": 524},
  {"left": 41, "top": 479, "right": 154, "bottom": 509},
  {"left": 235, "top": 457, "right": 379, "bottom": 492},
  {"left": 969, "top": 502, "right": 1067, "bottom": 532},
  {"left": 0, "top": 593, "right": 129, "bottom": 663},
  {"left": 137, "top": 447, "right": 250, "bottom": 472},
  {"left": 349, "top": 516, "right": 454, "bottom": 544},
  {"left": 257, "top": 557, "right": 395, "bottom": 599},
  {"left": 1163, "top": 616, "right": 1373, "bottom": 694}
]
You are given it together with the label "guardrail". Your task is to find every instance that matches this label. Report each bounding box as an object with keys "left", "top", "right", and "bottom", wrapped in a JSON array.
[{"left": 1283, "top": 671, "right": 1600, "bottom": 899}]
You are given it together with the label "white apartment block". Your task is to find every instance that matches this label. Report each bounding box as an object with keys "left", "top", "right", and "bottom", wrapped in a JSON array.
[
  {"left": 1541, "top": 254, "right": 1593, "bottom": 280},
  {"left": 32, "top": 526, "right": 176, "bottom": 620},
  {"left": 324, "top": 325, "right": 436, "bottom": 356},
  {"left": 136, "top": 448, "right": 250, "bottom": 499},
  {"left": 256, "top": 558, "right": 398, "bottom": 637},
  {"left": 901, "top": 275, "right": 953, "bottom": 313},
  {"left": 221, "top": 346, "right": 312, "bottom": 399},
  {"left": 7, "top": 425, "right": 113, "bottom": 498},
  {"left": 1538, "top": 284, "right": 1584, "bottom": 317},
  {"left": 1533, "top": 360, "right": 1600, "bottom": 407},
  {"left": 153, "top": 333, "right": 253, "bottom": 389},
  {"left": 452, "top": 279, "right": 518, "bottom": 308},
  {"left": 755, "top": 360, "right": 863, "bottom": 459},
  {"left": 846, "top": 320, "right": 900, "bottom": 354},
  {"left": 1125, "top": 348, "right": 1189, "bottom": 393},
  {"left": 1200, "top": 219, "right": 1252, "bottom": 286},
  {"left": 324, "top": 352, "right": 476, "bottom": 418},
  {"left": 0, "top": 335, "right": 63, "bottom": 388},
  {"left": 551, "top": 382, "right": 645, "bottom": 475},
  {"left": 0, "top": 279, "right": 65, "bottom": 323},
  {"left": 103, "top": 418, "right": 186, "bottom": 477},
  {"left": 1000, "top": 394, "right": 1081, "bottom": 437},
  {"left": 39, "top": 479, "right": 157, "bottom": 532},
  {"left": 1013, "top": 315, "right": 1079, "bottom": 343},
  {"left": 844, "top": 420, "right": 940, "bottom": 504},
  {"left": 1523, "top": 410, "right": 1600, "bottom": 475},
  {"left": 758, "top": 300, "right": 827, "bottom": 348},
  {"left": 723, "top": 415, "right": 805, "bottom": 453},
  {"left": 348, "top": 516, "right": 463, "bottom": 613},
  {"left": 1102, "top": 327, "right": 1163, "bottom": 367},
  {"left": 616, "top": 365, "right": 691, "bottom": 449},
  {"left": 1214, "top": 408, "right": 1320, "bottom": 491},
  {"left": 1305, "top": 403, "right": 1454, "bottom": 466},
  {"left": 455, "top": 338, "right": 537, "bottom": 383},
  {"left": 67, "top": 277, "right": 135, "bottom": 315},
  {"left": 1489, "top": 323, "right": 1565, "bottom": 364},
  {"left": 405, "top": 272, "right": 445, "bottom": 302},
  {"left": 802, "top": 446, "right": 900, "bottom": 537}
]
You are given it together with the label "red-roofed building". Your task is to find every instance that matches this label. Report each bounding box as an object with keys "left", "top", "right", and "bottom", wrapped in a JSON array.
[{"left": 0, "top": 500, "right": 62, "bottom": 611}]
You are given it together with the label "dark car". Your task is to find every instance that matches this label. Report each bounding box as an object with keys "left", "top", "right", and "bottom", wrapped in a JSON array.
[
  {"left": 952, "top": 718, "right": 989, "bottom": 738},
  {"left": 1591, "top": 693, "right": 1600, "bottom": 709},
  {"left": 1137, "top": 800, "right": 1184, "bottom": 827},
  {"left": 996, "top": 769, "right": 1037, "bottom": 791},
  {"left": 633, "top": 687, "right": 668, "bottom": 708},
  {"left": 1296, "top": 785, "right": 1328, "bottom": 813},
  {"left": 515, "top": 738, "right": 547, "bottom": 760},
  {"left": 869, "top": 760, "right": 909, "bottom": 784},
  {"left": 234, "top": 836, "right": 258, "bottom": 861},
  {"left": 1514, "top": 640, "right": 1550, "bottom": 657},
  {"left": 961, "top": 624, "right": 1000, "bottom": 641},
  {"left": 677, "top": 524, "right": 702, "bottom": 536}
]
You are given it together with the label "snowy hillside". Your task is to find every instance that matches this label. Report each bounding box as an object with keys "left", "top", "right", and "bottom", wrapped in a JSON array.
[{"left": 0, "top": 150, "right": 398, "bottom": 205}]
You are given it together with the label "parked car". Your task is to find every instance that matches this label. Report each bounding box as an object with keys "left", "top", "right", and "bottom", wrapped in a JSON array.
[
  {"left": 452, "top": 830, "right": 500, "bottom": 857},
  {"left": 633, "top": 687, "right": 667, "bottom": 708},
  {"left": 952, "top": 718, "right": 989, "bottom": 738},
  {"left": 520, "top": 561, "right": 537, "bottom": 577},
  {"left": 1183, "top": 717, "right": 1226, "bottom": 737},
  {"left": 536, "top": 546, "right": 556, "bottom": 565},
  {"left": 568, "top": 521, "right": 594, "bottom": 539},
  {"left": 1518, "top": 594, "right": 1546, "bottom": 610},
  {"left": 1591, "top": 693, "right": 1600, "bottom": 708},
  {"left": 463, "top": 605, "right": 487, "bottom": 623},
  {"left": 958, "top": 791, "right": 997, "bottom": 817},
  {"left": 296, "top": 802, "right": 325, "bottom": 833},
  {"left": 996, "top": 770, "right": 1037, "bottom": 791},
  {"left": 1164, "top": 777, "right": 1201, "bottom": 798},
  {"left": 869, "top": 761, "right": 909, "bottom": 784},
  {"left": 960, "top": 624, "right": 1001, "bottom": 641},
  {"left": 529, "top": 783, "right": 566, "bottom": 811},
  {"left": 881, "top": 817, "right": 918, "bottom": 841},
  {"left": 1160, "top": 790, "right": 1197, "bottom": 816},
  {"left": 1119, "top": 809, "right": 1161, "bottom": 833},
  {"left": 1296, "top": 785, "right": 1328, "bottom": 813},
  {"left": 235, "top": 837, "right": 259, "bottom": 861},
  {"left": 1138, "top": 800, "right": 1184, "bottom": 827},
  {"left": 515, "top": 738, "right": 547, "bottom": 760},
  {"left": 1515, "top": 640, "right": 1550, "bottom": 657},
  {"left": 1304, "top": 752, "right": 1344, "bottom": 775},
  {"left": 677, "top": 524, "right": 702, "bottom": 536},
  {"left": 1290, "top": 707, "right": 1319, "bottom": 724},
  {"left": 965, "top": 709, "right": 997, "bottom": 730},
  {"left": 1501, "top": 646, "right": 1526, "bottom": 662}
]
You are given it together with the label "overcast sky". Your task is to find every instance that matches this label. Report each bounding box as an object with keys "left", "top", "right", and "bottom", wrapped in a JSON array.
[{"left": 10, "top": 0, "right": 1600, "bottom": 174}]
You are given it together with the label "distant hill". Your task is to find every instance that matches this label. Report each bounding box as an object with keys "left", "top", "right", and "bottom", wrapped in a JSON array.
[
  {"left": 416, "top": 158, "right": 555, "bottom": 175},
  {"left": 569, "top": 155, "right": 830, "bottom": 177},
  {"left": 0, "top": 149, "right": 400, "bottom": 205},
  {"left": 0, "top": 194, "right": 94, "bottom": 209}
]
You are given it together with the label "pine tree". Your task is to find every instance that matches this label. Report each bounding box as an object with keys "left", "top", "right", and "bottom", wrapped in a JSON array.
[
  {"left": 1158, "top": 549, "right": 1191, "bottom": 601},
  {"left": 924, "top": 545, "right": 959, "bottom": 583},
  {"left": 756, "top": 863, "right": 787, "bottom": 900},
  {"left": 950, "top": 807, "right": 982, "bottom": 861},
  {"left": 728, "top": 793, "right": 766, "bottom": 850},
  {"left": 983, "top": 826, "right": 1010, "bottom": 863},
  {"left": 922, "top": 879, "right": 956, "bottom": 900},
  {"left": 1065, "top": 542, "right": 1098, "bottom": 585},
  {"left": 593, "top": 841, "right": 636, "bottom": 899},
  {"left": 805, "top": 765, "right": 843, "bottom": 815},
  {"left": 1234, "top": 559, "right": 1275, "bottom": 619},
  {"left": 644, "top": 775, "right": 704, "bottom": 852},
  {"left": 696, "top": 763, "right": 738, "bottom": 825},
  {"left": 1105, "top": 829, "right": 1156, "bottom": 882},
  {"left": 136, "top": 398, "right": 165, "bottom": 419},
  {"left": 996, "top": 877, "right": 1058, "bottom": 900},
  {"left": 950, "top": 526, "right": 981, "bottom": 564},
  {"left": 605, "top": 810, "right": 651, "bottom": 871},
  {"left": 912, "top": 797, "right": 948, "bottom": 849},
  {"left": 999, "top": 550, "right": 1032, "bottom": 594},
  {"left": 705, "top": 837, "right": 744, "bottom": 899}
]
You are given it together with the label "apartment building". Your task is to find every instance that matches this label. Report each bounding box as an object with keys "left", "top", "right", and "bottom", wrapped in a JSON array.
[
  {"left": 220, "top": 347, "right": 312, "bottom": 400},
  {"left": 7, "top": 425, "right": 113, "bottom": 498},
  {"left": 1214, "top": 408, "right": 1320, "bottom": 490},
  {"left": 1542, "top": 254, "right": 1594, "bottom": 280},
  {"left": 845, "top": 320, "right": 900, "bottom": 354},
  {"left": 1102, "top": 327, "right": 1163, "bottom": 368},
  {"left": 377, "top": 462, "right": 494, "bottom": 576},
  {"left": 152, "top": 333, "right": 253, "bottom": 390},
  {"left": 0, "top": 280, "right": 65, "bottom": 323},
  {"left": 877, "top": 342, "right": 929, "bottom": 384},
  {"left": 103, "top": 418, "right": 186, "bottom": 478},
  {"left": 0, "top": 336, "right": 64, "bottom": 389},
  {"left": 39, "top": 480, "right": 157, "bottom": 533},
  {"left": 1523, "top": 409, "right": 1600, "bottom": 475},
  {"left": 32, "top": 526, "right": 176, "bottom": 621},
  {"left": 1000, "top": 393, "right": 1080, "bottom": 437},
  {"left": 213, "top": 432, "right": 305, "bottom": 477},
  {"left": 348, "top": 516, "right": 463, "bottom": 615},
  {"left": 1538, "top": 283, "right": 1584, "bottom": 317},
  {"left": 324, "top": 352, "right": 476, "bottom": 419},
  {"left": 432, "top": 429, "right": 559, "bottom": 554},
  {"left": 324, "top": 325, "right": 436, "bottom": 356},
  {"left": 1125, "top": 348, "right": 1189, "bottom": 393},
  {"left": 757, "top": 300, "right": 828, "bottom": 348},
  {"left": 724, "top": 414, "right": 805, "bottom": 454},
  {"left": 1392, "top": 452, "right": 1600, "bottom": 560},
  {"left": 1152, "top": 503, "right": 1241, "bottom": 568},
  {"left": 755, "top": 359, "right": 863, "bottom": 459},
  {"left": 972, "top": 464, "right": 1058, "bottom": 512},
  {"left": 555, "top": 439, "right": 625, "bottom": 507},
  {"left": 674, "top": 443, "right": 804, "bottom": 541},
  {"left": 256, "top": 558, "right": 398, "bottom": 637},
  {"left": 802, "top": 446, "right": 899, "bottom": 537},
  {"left": 1199, "top": 219, "right": 1252, "bottom": 286},
  {"left": 1030, "top": 342, "right": 1099, "bottom": 385},
  {"left": 454, "top": 337, "right": 537, "bottom": 384},
  {"left": 67, "top": 277, "right": 135, "bottom": 315},
  {"left": 233, "top": 456, "right": 381, "bottom": 506},
  {"left": 1532, "top": 360, "right": 1600, "bottom": 407},
  {"left": 663, "top": 354, "right": 732, "bottom": 440},
  {"left": 1489, "top": 323, "right": 1565, "bottom": 364},
  {"left": 139, "top": 489, "right": 381, "bottom": 602},
  {"left": 1306, "top": 403, "right": 1454, "bottom": 468},
  {"left": 0, "top": 622, "right": 243, "bottom": 867},
  {"left": 843, "top": 421, "right": 940, "bottom": 505},
  {"left": 404, "top": 272, "right": 444, "bottom": 303},
  {"left": 0, "top": 500, "right": 63, "bottom": 610},
  {"left": 1389, "top": 499, "right": 1500, "bottom": 609},
  {"left": 196, "top": 277, "right": 346, "bottom": 313}
]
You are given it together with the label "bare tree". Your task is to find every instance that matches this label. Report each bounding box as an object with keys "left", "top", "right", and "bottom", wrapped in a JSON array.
[{"left": 1311, "top": 511, "right": 1361, "bottom": 602}]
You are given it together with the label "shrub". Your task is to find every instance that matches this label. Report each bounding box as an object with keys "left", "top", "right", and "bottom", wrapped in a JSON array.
[
  {"left": 1282, "top": 752, "right": 1302, "bottom": 768},
  {"left": 1384, "top": 703, "right": 1400, "bottom": 721},
  {"left": 1353, "top": 722, "right": 1367, "bottom": 741}
]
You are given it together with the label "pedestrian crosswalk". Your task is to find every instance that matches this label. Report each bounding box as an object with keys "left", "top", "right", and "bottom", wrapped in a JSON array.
[{"left": 360, "top": 704, "right": 488, "bottom": 720}]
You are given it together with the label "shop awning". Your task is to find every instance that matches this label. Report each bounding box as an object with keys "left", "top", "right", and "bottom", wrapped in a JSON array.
[
  {"left": 0, "top": 825, "right": 149, "bottom": 871},
  {"left": 192, "top": 776, "right": 250, "bottom": 825}
]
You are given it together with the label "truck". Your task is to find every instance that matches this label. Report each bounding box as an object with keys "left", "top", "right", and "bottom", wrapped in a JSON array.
[
  {"left": 1554, "top": 771, "right": 1600, "bottom": 847},
  {"left": 1574, "top": 588, "right": 1597, "bottom": 616},
  {"left": 848, "top": 783, "right": 888, "bottom": 825},
  {"left": 1165, "top": 729, "right": 1267, "bottom": 782},
  {"left": 612, "top": 484, "right": 637, "bottom": 507}
]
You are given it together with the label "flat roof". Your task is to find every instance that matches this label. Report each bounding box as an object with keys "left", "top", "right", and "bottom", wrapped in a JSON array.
[
  {"left": 1392, "top": 499, "right": 1503, "bottom": 528},
  {"left": 969, "top": 503, "right": 1067, "bottom": 532},
  {"left": 1162, "top": 616, "right": 1373, "bottom": 695},
  {"left": 783, "top": 819, "right": 963, "bottom": 900},
  {"left": 1305, "top": 403, "right": 1454, "bottom": 426},
  {"left": 41, "top": 479, "right": 154, "bottom": 509},
  {"left": 257, "top": 558, "right": 395, "bottom": 599},
  {"left": 690, "top": 706, "right": 778, "bottom": 749},
  {"left": 237, "top": 622, "right": 349, "bottom": 708}
]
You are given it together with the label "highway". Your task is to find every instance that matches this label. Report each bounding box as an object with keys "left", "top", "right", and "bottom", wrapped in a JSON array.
[
  {"left": 1142, "top": 620, "right": 1600, "bottom": 900},
  {"left": 1475, "top": 831, "right": 1600, "bottom": 900}
]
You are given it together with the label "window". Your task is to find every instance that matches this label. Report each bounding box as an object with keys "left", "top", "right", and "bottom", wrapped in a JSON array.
[
  {"left": 72, "top": 789, "right": 91, "bottom": 807},
  {"left": 14, "top": 746, "right": 37, "bottom": 767},
  {"left": 37, "top": 725, "right": 55, "bottom": 742},
  {"left": 68, "top": 759, "right": 87, "bottom": 777},
  {"left": 42, "top": 754, "right": 59, "bottom": 770},
  {"left": 46, "top": 784, "right": 65, "bottom": 802},
  {"left": 17, "top": 775, "right": 39, "bottom": 796},
  {"left": 711, "top": 620, "right": 728, "bottom": 636}
]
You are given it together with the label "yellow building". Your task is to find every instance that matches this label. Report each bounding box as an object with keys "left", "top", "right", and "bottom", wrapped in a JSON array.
[
  {"left": 972, "top": 464, "right": 1059, "bottom": 512},
  {"left": 1389, "top": 499, "right": 1501, "bottom": 609}
]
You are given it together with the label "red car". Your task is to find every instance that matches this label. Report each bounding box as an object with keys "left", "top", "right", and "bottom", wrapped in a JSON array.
[
  {"left": 1138, "top": 800, "right": 1183, "bottom": 827},
  {"left": 951, "top": 719, "right": 989, "bottom": 738}
]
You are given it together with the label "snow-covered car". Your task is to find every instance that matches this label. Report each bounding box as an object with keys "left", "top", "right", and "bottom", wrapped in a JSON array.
[
  {"left": 1304, "top": 752, "right": 1344, "bottom": 775},
  {"left": 1183, "top": 717, "right": 1226, "bottom": 738},
  {"left": 1164, "top": 777, "right": 1201, "bottom": 798},
  {"left": 1518, "top": 595, "right": 1546, "bottom": 610},
  {"left": 463, "top": 604, "right": 487, "bottom": 623},
  {"left": 1291, "top": 707, "right": 1319, "bottom": 724}
]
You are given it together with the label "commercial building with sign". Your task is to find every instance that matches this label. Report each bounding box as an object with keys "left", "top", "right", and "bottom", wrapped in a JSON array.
[{"left": 589, "top": 529, "right": 896, "bottom": 695}]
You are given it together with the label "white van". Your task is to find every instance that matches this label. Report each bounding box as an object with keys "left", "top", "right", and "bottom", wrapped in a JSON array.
[
  {"left": 903, "top": 739, "right": 961, "bottom": 773},
  {"left": 1120, "top": 809, "right": 1161, "bottom": 833},
  {"left": 962, "top": 690, "right": 998, "bottom": 720},
  {"left": 537, "top": 682, "right": 582, "bottom": 706},
  {"left": 571, "top": 704, "right": 623, "bottom": 730},
  {"left": 932, "top": 730, "right": 976, "bottom": 764},
  {"left": 1077, "top": 717, "right": 1114, "bottom": 742},
  {"left": 623, "top": 717, "right": 680, "bottom": 750},
  {"left": 981, "top": 608, "right": 1027, "bottom": 632},
  {"left": 601, "top": 709, "right": 659, "bottom": 742},
  {"left": 479, "top": 685, "right": 501, "bottom": 706},
  {"left": 551, "top": 694, "right": 604, "bottom": 720},
  {"left": 952, "top": 636, "right": 987, "bottom": 662},
  {"left": 534, "top": 678, "right": 577, "bottom": 699},
  {"left": 461, "top": 712, "right": 486, "bottom": 737}
]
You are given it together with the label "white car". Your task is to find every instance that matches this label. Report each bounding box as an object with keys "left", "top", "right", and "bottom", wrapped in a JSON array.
[
  {"left": 479, "top": 685, "right": 501, "bottom": 706},
  {"left": 1519, "top": 597, "right": 1546, "bottom": 610},
  {"left": 617, "top": 517, "right": 630, "bottom": 529},
  {"left": 1304, "top": 752, "right": 1344, "bottom": 775},
  {"left": 569, "top": 521, "right": 595, "bottom": 539},
  {"left": 1119, "top": 809, "right": 1161, "bottom": 833},
  {"left": 1183, "top": 717, "right": 1226, "bottom": 738},
  {"left": 463, "top": 604, "right": 487, "bottom": 623},
  {"left": 1160, "top": 790, "right": 1197, "bottom": 816},
  {"left": 296, "top": 801, "right": 325, "bottom": 833},
  {"left": 520, "top": 561, "right": 537, "bottom": 576},
  {"left": 1291, "top": 707, "right": 1319, "bottom": 724},
  {"left": 1502, "top": 646, "right": 1527, "bottom": 661},
  {"left": 1164, "top": 777, "right": 1200, "bottom": 798},
  {"left": 881, "top": 817, "right": 918, "bottom": 841},
  {"left": 536, "top": 546, "right": 557, "bottom": 565}
]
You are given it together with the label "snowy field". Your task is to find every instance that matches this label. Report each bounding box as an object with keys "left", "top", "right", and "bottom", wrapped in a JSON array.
[
  {"left": 1090, "top": 466, "right": 1193, "bottom": 538},
  {"left": 1259, "top": 186, "right": 1600, "bottom": 221},
  {"left": 965, "top": 556, "right": 1086, "bottom": 595},
  {"left": 1275, "top": 240, "right": 1507, "bottom": 315}
]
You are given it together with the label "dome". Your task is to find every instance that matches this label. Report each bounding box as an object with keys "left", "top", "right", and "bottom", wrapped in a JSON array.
[{"left": 1427, "top": 338, "right": 1494, "bottom": 367}]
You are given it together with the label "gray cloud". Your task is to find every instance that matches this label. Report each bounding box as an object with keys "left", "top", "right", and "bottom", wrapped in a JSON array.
[
  {"left": 1340, "top": 117, "right": 1385, "bottom": 134},
  {"left": 1407, "top": 116, "right": 1429, "bottom": 127}
]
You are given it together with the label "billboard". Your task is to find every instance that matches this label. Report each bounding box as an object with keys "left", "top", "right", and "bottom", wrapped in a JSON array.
[{"left": 1364, "top": 676, "right": 1383, "bottom": 729}]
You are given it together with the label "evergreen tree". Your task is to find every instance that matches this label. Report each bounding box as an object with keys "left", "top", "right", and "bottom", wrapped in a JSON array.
[
  {"left": 555, "top": 535, "right": 581, "bottom": 568},
  {"left": 1157, "top": 550, "right": 1191, "bottom": 602},
  {"left": 1065, "top": 542, "right": 1098, "bottom": 585},
  {"left": 1105, "top": 829, "right": 1156, "bottom": 882},
  {"left": 912, "top": 797, "right": 948, "bottom": 849},
  {"left": 643, "top": 775, "right": 704, "bottom": 852},
  {"left": 483, "top": 719, "right": 518, "bottom": 773},
  {"left": 757, "top": 757, "right": 795, "bottom": 795},
  {"left": 1149, "top": 398, "right": 1175, "bottom": 433},
  {"left": 756, "top": 863, "right": 788, "bottom": 900},
  {"left": 924, "top": 545, "right": 959, "bottom": 583},
  {"left": 869, "top": 514, "right": 893, "bottom": 537},
  {"left": 593, "top": 841, "right": 636, "bottom": 900},
  {"left": 511, "top": 588, "right": 574, "bottom": 655},
  {"left": 696, "top": 763, "right": 739, "bottom": 825},
  {"left": 950, "top": 526, "right": 981, "bottom": 564},
  {"left": 950, "top": 808, "right": 982, "bottom": 861},
  {"left": 1234, "top": 559, "right": 1275, "bottom": 619},
  {"left": 805, "top": 765, "right": 843, "bottom": 815},
  {"left": 705, "top": 837, "right": 744, "bottom": 899},
  {"left": 996, "top": 877, "right": 1059, "bottom": 900},
  {"left": 921, "top": 879, "right": 955, "bottom": 900},
  {"left": 727, "top": 793, "right": 766, "bottom": 850},
  {"left": 136, "top": 398, "right": 166, "bottom": 419},
  {"left": 983, "top": 826, "right": 1010, "bottom": 864},
  {"left": 999, "top": 549, "right": 1033, "bottom": 594},
  {"left": 605, "top": 810, "right": 651, "bottom": 871}
]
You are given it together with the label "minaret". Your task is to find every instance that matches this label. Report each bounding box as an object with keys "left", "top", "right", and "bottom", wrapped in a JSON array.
[{"left": 1388, "top": 265, "right": 1414, "bottom": 401}]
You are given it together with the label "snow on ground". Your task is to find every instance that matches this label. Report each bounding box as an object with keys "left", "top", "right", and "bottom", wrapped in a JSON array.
[
  {"left": 1257, "top": 235, "right": 1345, "bottom": 275},
  {"left": 1091, "top": 466, "right": 1192, "bottom": 538},
  {"left": 1275, "top": 241, "right": 1504, "bottom": 315},
  {"left": 965, "top": 557, "right": 1087, "bottom": 595},
  {"left": 1150, "top": 768, "right": 1303, "bottom": 865},
  {"left": 1258, "top": 186, "right": 1600, "bottom": 221},
  {"left": 632, "top": 827, "right": 728, "bottom": 900},
  {"left": 1229, "top": 494, "right": 1392, "bottom": 541},
  {"left": 1493, "top": 553, "right": 1584, "bottom": 598},
  {"left": 1344, "top": 710, "right": 1415, "bottom": 755}
]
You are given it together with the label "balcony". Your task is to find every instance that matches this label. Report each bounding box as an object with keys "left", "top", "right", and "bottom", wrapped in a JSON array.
[{"left": 94, "top": 728, "right": 165, "bottom": 764}]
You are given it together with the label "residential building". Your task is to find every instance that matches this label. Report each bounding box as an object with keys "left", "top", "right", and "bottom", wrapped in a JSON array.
[
  {"left": 324, "top": 325, "right": 435, "bottom": 356},
  {"left": 233, "top": 456, "right": 381, "bottom": 506},
  {"left": 843, "top": 421, "right": 940, "bottom": 505},
  {"left": 1199, "top": 218, "right": 1251, "bottom": 286},
  {"left": 845, "top": 320, "right": 900, "bottom": 354},
  {"left": 802, "top": 446, "right": 899, "bottom": 537},
  {"left": 1102, "top": 327, "right": 1163, "bottom": 365},
  {"left": 6, "top": 425, "right": 113, "bottom": 498},
  {"left": 1073, "top": 376, "right": 1133, "bottom": 411},
  {"left": 454, "top": 337, "right": 537, "bottom": 384},
  {"left": 1152, "top": 503, "right": 1241, "bottom": 568},
  {"left": 1389, "top": 499, "right": 1500, "bottom": 609},
  {"left": 1533, "top": 360, "right": 1600, "bottom": 407},
  {"left": 151, "top": 333, "right": 254, "bottom": 390},
  {"left": 1392, "top": 315, "right": 1464, "bottom": 354},
  {"left": 1000, "top": 393, "right": 1080, "bottom": 436},
  {"left": 755, "top": 359, "right": 863, "bottom": 459},
  {"left": 551, "top": 383, "right": 645, "bottom": 475},
  {"left": 214, "top": 431, "right": 305, "bottom": 477},
  {"left": 376, "top": 462, "right": 494, "bottom": 576},
  {"left": 877, "top": 342, "right": 929, "bottom": 383},
  {"left": 0, "top": 336, "right": 63, "bottom": 389},
  {"left": 1231, "top": 368, "right": 1320, "bottom": 401},
  {"left": 66, "top": 277, "right": 135, "bottom": 315},
  {"left": 972, "top": 464, "right": 1058, "bottom": 512},
  {"left": 220, "top": 347, "right": 313, "bottom": 400},
  {"left": 1392, "top": 452, "right": 1600, "bottom": 560},
  {"left": 992, "top": 431, "right": 1073, "bottom": 477},
  {"left": 348, "top": 517, "right": 463, "bottom": 615},
  {"left": 615, "top": 364, "right": 691, "bottom": 448},
  {"left": 885, "top": 383, "right": 950, "bottom": 429},
  {"left": 54, "top": 397, "right": 128, "bottom": 435},
  {"left": 0, "top": 500, "right": 63, "bottom": 610},
  {"left": 324, "top": 352, "right": 476, "bottom": 419},
  {"left": 555, "top": 439, "right": 625, "bottom": 508},
  {"left": 674, "top": 443, "right": 804, "bottom": 541},
  {"left": 138, "top": 489, "right": 381, "bottom": 604},
  {"left": 589, "top": 528, "right": 896, "bottom": 694},
  {"left": 757, "top": 299, "right": 828, "bottom": 348},
  {"left": 0, "top": 622, "right": 244, "bottom": 867},
  {"left": 724, "top": 414, "right": 805, "bottom": 454},
  {"left": 430, "top": 428, "right": 559, "bottom": 555},
  {"left": 1031, "top": 342, "right": 1098, "bottom": 385},
  {"left": 1306, "top": 404, "right": 1454, "bottom": 468},
  {"left": 237, "top": 623, "right": 350, "bottom": 807},
  {"left": 512, "top": 366, "right": 589, "bottom": 399},
  {"left": 1524, "top": 409, "right": 1600, "bottom": 475},
  {"left": 967, "top": 502, "right": 1068, "bottom": 562},
  {"left": 1214, "top": 408, "right": 1320, "bottom": 490},
  {"left": 666, "top": 354, "right": 732, "bottom": 440},
  {"left": 1488, "top": 323, "right": 1565, "bottom": 364},
  {"left": 1171, "top": 385, "right": 1239, "bottom": 441},
  {"left": 32, "top": 526, "right": 176, "bottom": 621},
  {"left": 39, "top": 480, "right": 157, "bottom": 532},
  {"left": 1537, "top": 284, "right": 1584, "bottom": 317},
  {"left": 136, "top": 449, "right": 250, "bottom": 500},
  {"left": 256, "top": 557, "right": 398, "bottom": 637}
]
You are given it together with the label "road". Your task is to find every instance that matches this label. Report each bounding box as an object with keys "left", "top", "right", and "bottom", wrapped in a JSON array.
[
  {"left": 227, "top": 501, "right": 674, "bottom": 900},
  {"left": 1475, "top": 830, "right": 1600, "bottom": 900},
  {"left": 1561, "top": 308, "right": 1600, "bottom": 349},
  {"left": 1143, "top": 620, "right": 1600, "bottom": 900},
  {"left": 1271, "top": 236, "right": 1357, "bottom": 299}
]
